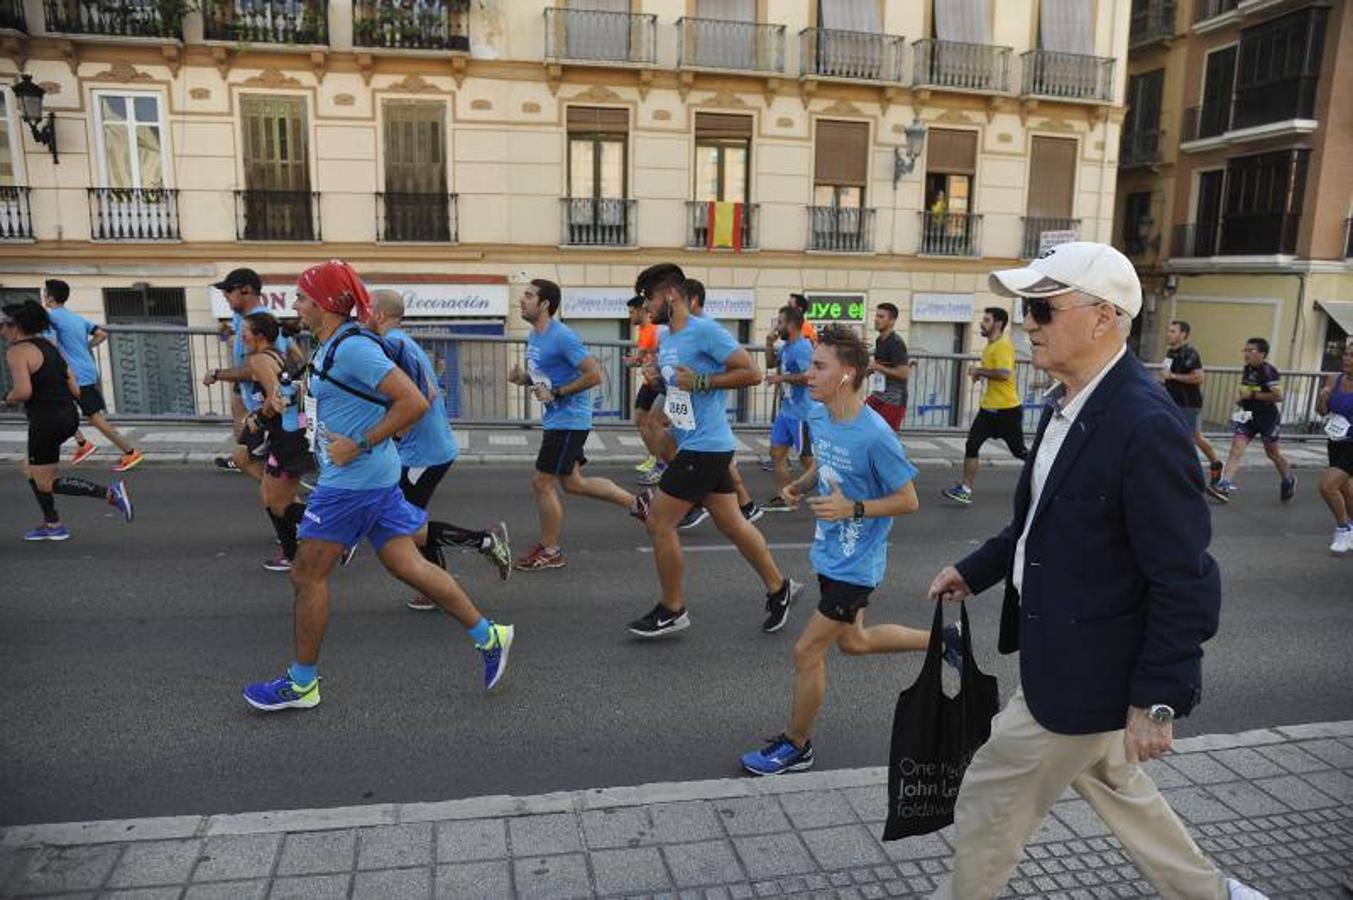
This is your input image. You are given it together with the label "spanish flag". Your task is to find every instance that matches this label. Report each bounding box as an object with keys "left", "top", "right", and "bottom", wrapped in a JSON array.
[{"left": 706, "top": 201, "right": 743, "bottom": 252}]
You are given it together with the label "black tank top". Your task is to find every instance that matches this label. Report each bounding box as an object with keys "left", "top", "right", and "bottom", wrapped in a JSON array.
[{"left": 17, "top": 337, "right": 72, "bottom": 413}]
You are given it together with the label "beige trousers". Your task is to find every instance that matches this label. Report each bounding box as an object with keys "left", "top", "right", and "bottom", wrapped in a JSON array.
[{"left": 931, "top": 689, "right": 1226, "bottom": 900}]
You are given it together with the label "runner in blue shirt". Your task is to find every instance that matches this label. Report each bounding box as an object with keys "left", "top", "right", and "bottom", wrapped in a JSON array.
[
  {"left": 740, "top": 325, "right": 960, "bottom": 776},
  {"left": 242, "top": 260, "right": 515, "bottom": 712},
  {"left": 366, "top": 289, "right": 512, "bottom": 605},
  {"left": 627, "top": 263, "right": 800, "bottom": 639},
  {"left": 762, "top": 304, "right": 819, "bottom": 513},
  {"left": 41, "top": 279, "right": 143, "bottom": 471},
  {"left": 507, "top": 278, "right": 640, "bottom": 571}
]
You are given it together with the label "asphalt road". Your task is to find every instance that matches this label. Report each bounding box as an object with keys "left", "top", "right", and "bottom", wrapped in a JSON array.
[{"left": 1, "top": 463, "right": 1349, "bottom": 826}]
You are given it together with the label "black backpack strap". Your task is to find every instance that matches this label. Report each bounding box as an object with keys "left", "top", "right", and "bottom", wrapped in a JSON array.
[{"left": 309, "top": 325, "right": 389, "bottom": 407}]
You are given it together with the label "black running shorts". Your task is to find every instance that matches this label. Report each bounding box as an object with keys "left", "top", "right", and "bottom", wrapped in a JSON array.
[
  {"left": 76, "top": 384, "right": 107, "bottom": 417},
  {"left": 1329, "top": 440, "right": 1353, "bottom": 476},
  {"left": 658, "top": 449, "right": 736, "bottom": 503},
  {"left": 965, "top": 407, "right": 1029, "bottom": 460},
  {"left": 635, "top": 382, "right": 664, "bottom": 412},
  {"left": 399, "top": 460, "right": 453, "bottom": 510},
  {"left": 27, "top": 404, "right": 79, "bottom": 466},
  {"left": 536, "top": 429, "right": 590, "bottom": 476},
  {"left": 264, "top": 429, "right": 313, "bottom": 479},
  {"left": 817, "top": 573, "right": 873, "bottom": 624}
]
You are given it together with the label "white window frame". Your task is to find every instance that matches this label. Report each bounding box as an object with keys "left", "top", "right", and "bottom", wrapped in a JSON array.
[
  {"left": 91, "top": 89, "right": 174, "bottom": 191},
  {"left": 0, "top": 90, "right": 28, "bottom": 187}
]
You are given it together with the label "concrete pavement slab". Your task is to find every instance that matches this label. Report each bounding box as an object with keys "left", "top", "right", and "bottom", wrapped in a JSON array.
[
  {"left": 355, "top": 822, "right": 432, "bottom": 869},
  {"left": 435, "top": 819, "right": 508, "bottom": 863},
  {"left": 182, "top": 878, "right": 270, "bottom": 900},
  {"left": 105, "top": 838, "right": 202, "bottom": 888},
  {"left": 661, "top": 840, "right": 745, "bottom": 888},
  {"left": 274, "top": 829, "right": 357, "bottom": 876},
  {"left": 189, "top": 833, "right": 282, "bottom": 883},
  {"left": 511, "top": 853, "right": 591, "bottom": 899},
  {"left": 351, "top": 865, "right": 433, "bottom": 899},
  {"left": 588, "top": 845, "right": 671, "bottom": 894},
  {"left": 433, "top": 860, "right": 512, "bottom": 899}
]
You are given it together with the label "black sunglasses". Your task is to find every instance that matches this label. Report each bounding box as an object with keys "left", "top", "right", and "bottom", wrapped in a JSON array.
[{"left": 1021, "top": 297, "right": 1103, "bottom": 325}]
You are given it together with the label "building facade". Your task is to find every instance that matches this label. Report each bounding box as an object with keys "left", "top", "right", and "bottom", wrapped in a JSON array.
[
  {"left": 1, "top": 0, "right": 1130, "bottom": 418},
  {"left": 1116, "top": 0, "right": 1353, "bottom": 377}
]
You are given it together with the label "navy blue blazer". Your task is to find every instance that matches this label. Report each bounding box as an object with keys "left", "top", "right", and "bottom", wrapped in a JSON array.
[{"left": 955, "top": 351, "right": 1220, "bottom": 735}]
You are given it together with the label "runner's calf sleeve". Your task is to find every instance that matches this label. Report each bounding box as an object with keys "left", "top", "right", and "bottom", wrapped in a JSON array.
[
  {"left": 29, "top": 479, "right": 59, "bottom": 523},
  {"left": 52, "top": 476, "right": 107, "bottom": 498}
]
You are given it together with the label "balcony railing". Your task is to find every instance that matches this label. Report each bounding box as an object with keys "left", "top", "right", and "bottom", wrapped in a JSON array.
[
  {"left": 1172, "top": 222, "right": 1219, "bottom": 257},
  {"left": 354, "top": 0, "right": 469, "bottom": 52},
  {"left": 1020, "top": 216, "right": 1081, "bottom": 259},
  {"left": 912, "top": 39, "right": 1010, "bottom": 92},
  {"left": 0, "top": 187, "right": 33, "bottom": 240},
  {"left": 1129, "top": 0, "right": 1176, "bottom": 48},
  {"left": 89, "top": 188, "right": 180, "bottom": 240},
  {"left": 377, "top": 192, "right": 456, "bottom": 243},
  {"left": 1020, "top": 50, "right": 1114, "bottom": 101},
  {"left": 1172, "top": 216, "right": 1301, "bottom": 257},
  {"left": 799, "top": 28, "right": 905, "bottom": 83},
  {"left": 544, "top": 7, "right": 655, "bottom": 65},
  {"left": 1193, "top": 0, "right": 1239, "bottom": 23},
  {"left": 677, "top": 17, "right": 784, "bottom": 73},
  {"left": 43, "top": 0, "right": 182, "bottom": 38},
  {"left": 685, "top": 201, "right": 759, "bottom": 250},
  {"left": 919, "top": 212, "right": 982, "bottom": 257},
  {"left": 808, "top": 206, "right": 875, "bottom": 253},
  {"left": 235, "top": 190, "right": 319, "bottom": 241},
  {"left": 202, "top": 0, "right": 327, "bottom": 44},
  {"left": 561, "top": 197, "right": 635, "bottom": 247},
  {"left": 1120, "top": 129, "right": 1162, "bottom": 167},
  {"left": 1181, "top": 104, "right": 1230, "bottom": 142},
  {"left": 1, "top": 0, "right": 26, "bottom": 31}
]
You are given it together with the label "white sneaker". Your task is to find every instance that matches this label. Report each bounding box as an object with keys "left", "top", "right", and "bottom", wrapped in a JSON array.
[
  {"left": 1330, "top": 527, "right": 1353, "bottom": 555},
  {"left": 1226, "top": 877, "right": 1269, "bottom": 899}
]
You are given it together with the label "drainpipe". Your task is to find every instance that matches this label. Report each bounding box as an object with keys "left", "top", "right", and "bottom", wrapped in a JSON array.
[{"left": 1289, "top": 271, "right": 1307, "bottom": 369}]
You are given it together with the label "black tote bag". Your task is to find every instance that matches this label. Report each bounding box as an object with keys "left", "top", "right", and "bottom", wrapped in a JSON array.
[{"left": 883, "top": 600, "right": 999, "bottom": 840}]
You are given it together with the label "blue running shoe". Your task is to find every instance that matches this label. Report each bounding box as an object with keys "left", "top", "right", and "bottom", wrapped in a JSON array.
[
  {"left": 108, "top": 479, "right": 133, "bottom": 523},
  {"left": 24, "top": 523, "right": 70, "bottom": 541},
  {"left": 941, "top": 484, "right": 973, "bottom": 506},
  {"left": 479, "top": 623, "right": 514, "bottom": 691},
  {"left": 243, "top": 673, "right": 321, "bottom": 711},
  {"left": 741, "top": 734, "right": 814, "bottom": 776}
]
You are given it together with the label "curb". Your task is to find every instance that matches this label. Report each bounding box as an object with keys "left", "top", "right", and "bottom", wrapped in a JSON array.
[{"left": 5, "top": 720, "right": 1350, "bottom": 849}]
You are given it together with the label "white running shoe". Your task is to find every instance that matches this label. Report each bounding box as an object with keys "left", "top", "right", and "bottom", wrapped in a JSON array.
[
  {"left": 1225, "top": 877, "right": 1268, "bottom": 900},
  {"left": 1330, "top": 526, "right": 1353, "bottom": 556}
]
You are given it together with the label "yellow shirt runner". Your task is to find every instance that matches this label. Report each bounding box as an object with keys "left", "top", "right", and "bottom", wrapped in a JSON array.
[{"left": 980, "top": 334, "right": 1020, "bottom": 410}]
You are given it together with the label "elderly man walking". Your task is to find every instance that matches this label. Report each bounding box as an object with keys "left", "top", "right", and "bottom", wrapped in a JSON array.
[{"left": 926, "top": 243, "right": 1264, "bottom": 900}]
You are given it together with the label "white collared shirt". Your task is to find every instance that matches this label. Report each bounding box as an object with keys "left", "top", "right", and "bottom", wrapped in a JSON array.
[{"left": 1012, "top": 345, "right": 1127, "bottom": 594}]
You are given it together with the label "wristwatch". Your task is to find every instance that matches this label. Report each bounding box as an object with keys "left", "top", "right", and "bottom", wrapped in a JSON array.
[
  {"left": 1148, "top": 704, "right": 1175, "bottom": 724},
  {"left": 852, "top": 500, "right": 865, "bottom": 520},
  {"left": 357, "top": 435, "right": 371, "bottom": 453}
]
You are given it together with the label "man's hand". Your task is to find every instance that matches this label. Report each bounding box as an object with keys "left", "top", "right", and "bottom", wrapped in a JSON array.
[
  {"left": 325, "top": 433, "right": 360, "bottom": 467},
  {"left": 266, "top": 393, "right": 287, "bottom": 417},
  {"left": 765, "top": 373, "right": 783, "bottom": 385},
  {"left": 1124, "top": 706, "right": 1173, "bottom": 763},
  {"left": 509, "top": 363, "right": 525, "bottom": 385},
  {"left": 779, "top": 482, "right": 803, "bottom": 508},
  {"left": 202, "top": 370, "right": 218, "bottom": 387},
  {"left": 675, "top": 366, "right": 697, "bottom": 391},
  {"left": 968, "top": 366, "right": 982, "bottom": 382},
  {"left": 928, "top": 566, "right": 971, "bottom": 603},
  {"left": 806, "top": 479, "right": 853, "bottom": 521},
  {"left": 867, "top": 361, "right": 880, "bottom": 373},
  {"left": 531, "top": 383, "right": 555, "bottom": 405}
]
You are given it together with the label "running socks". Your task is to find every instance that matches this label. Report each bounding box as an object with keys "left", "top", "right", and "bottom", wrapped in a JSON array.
[
  {"left": 468, "top": 617, "right": 492, "bottom": 647},
  {"left": 52, "top": 476, "right": 107, "bottom": 498},
  {"left": 28, "top": 479, "right": 59, "bottom": 524},
  {"left": 266, "top": 504, "right": 306, "bottom": 560},
  {"left": 288, "top": 661, "right": 317, "bottom": 687},
  {"left": 426, "top": 520, "right": 492, "bottom": 551}
]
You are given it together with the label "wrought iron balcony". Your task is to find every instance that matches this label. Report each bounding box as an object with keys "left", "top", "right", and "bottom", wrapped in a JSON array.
[
  {"left": 685, "top": 201, "right": 759, "bottom": 251},
  {"left": 0, "top": 187, "right": 33, "bottom": 240},
  {"left": 919, "top": 211, "right": 982, "bottom": 257},
  {"left": 1172, "top": 222, "right": 1218, "bottom": 257},
  {"left": 799, "top": 28, "right": 905, "bottom": 83},
  {"left": 203, "top": 0, "right": 327, "bottom": 45},
  {"left": 1181, "top": 104, "right": 1230, "bottom": 142},
  {"left": 807, "top": 206, "right": 875, "bottom": 253},
  {"left": 235, "top": 190, "right": 319, "bottom": 241},
  {"left": 1020, "top": 50, "right": 1114, "bottom": 102},
  {"left": 377, "top": 192, "right": 457, "bottom": 243},
  {"left": 89, "top": 188, "right": 180, "bottom": 240},
  {"left": 544, "top": 7, "right": 655, "bottom": 65},
  {"left": 1129, "top": 0, "right": 1176, "bottom": 48},
  {"left": 1, "top": 0, "right": 26, "bottom": 31},
  {"left": 354, "top": 0, "right": 469, "bottom": 52},
  {"left": 677, "top": 17, "right": 784, "bottom": 73},
  {"left": 1120, "top": 129, "right": 1162, "bottom": 167},
  {"left": 1172, "top": 216, "right": 1300, "bottom": 257},
  {"left": 43, "top": 0, "right": 182, "bottom": 38},
  {"left": 1020, "top": 216, "right": 1081, "bottom": 259},
  {"left": 1233, "top": 74, "right": 1320, "bottom": 131},
  {"left": 912, "top": 39, "right": 1010, "bottom": 92},
  {"left": 1193, "top": 0, "right": 1239, "bottom": 23},
  {"left": 561, "top": 197, "right": 635, "bottom": 247}
]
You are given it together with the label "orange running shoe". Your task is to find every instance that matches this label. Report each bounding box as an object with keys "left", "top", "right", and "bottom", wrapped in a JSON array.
[{"left": 112, "top": 449, "right": 144, "bottom": 472}]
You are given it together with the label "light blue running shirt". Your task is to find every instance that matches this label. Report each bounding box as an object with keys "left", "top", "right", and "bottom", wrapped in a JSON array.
[
  {"left": 234, "top": 305, "right": 291, "bottom": 413},
  {"left": 384, "top": 328, "right": 459, "bottom": 467},
  {"left": 657, "top": 314, "right": 740, "bottom": 453},
  {"left": 525, "top": 318, "right": 593, "bottom": 431},
  {"left": 45, "top": 306, "right": 100, "bottom": 387},
  {"left": 807, "top": 404, "right": 917, "bottom": 588},
  {"left": 778, "top": 335, "right": 819, "bottom": 420},
  {"left": 310, "top": 323, "right": 401, "bottom": 490}
]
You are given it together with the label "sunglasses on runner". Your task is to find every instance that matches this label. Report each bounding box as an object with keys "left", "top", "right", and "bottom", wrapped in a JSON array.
[{"left": 1020, "top": 297, "right": 1105, "bottom": 325}]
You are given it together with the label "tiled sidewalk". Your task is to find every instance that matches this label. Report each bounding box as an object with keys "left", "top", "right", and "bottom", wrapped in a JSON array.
[{"left": 2, "top": 722, "right": 1351, "bottom": 899}]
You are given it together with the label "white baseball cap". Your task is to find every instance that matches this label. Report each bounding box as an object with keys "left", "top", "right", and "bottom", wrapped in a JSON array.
[{"left": 988, "top": 241, "right": 1142, "bottom": 319}]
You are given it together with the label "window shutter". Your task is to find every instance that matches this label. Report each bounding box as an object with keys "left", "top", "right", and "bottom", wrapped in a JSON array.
[
  {"left": 383, "top": 100, "right": 446, "bottom": 194},
  {"left": 240, "top": 95, "right": 309, "bottom": 191},
  {"left": 1027, "top": 136, "right": 1077, "bottom": 217},
  {"left": 566, "top": 105, "right": 629, "bottom": 135},
  {"left": 697, "top": 0, "right": 755, "bottom": 19},
  {"left": 814, "top": 120, "right": 869, "bottom": 185},
  {"left": 695, "top": 113, "right": 754, "bottom": 140},
  {"left": 934, "top": 0, "right": 990, "bottom": 43},
  {"left": 819, "top": 0, "right": 882, "bottom": 33},
  {"left": 1039, "top": 0, "right": 1093, "bottom": 54},
  {"left": 925, "top": 128, "right": 977, "bottom": 174}
]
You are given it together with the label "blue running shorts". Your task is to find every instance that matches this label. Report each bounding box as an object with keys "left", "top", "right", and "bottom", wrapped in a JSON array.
[
  {"left": 770, "top": 412, "right": 812, "bottom": 456},
  {"left": 298, "top": 483, "right": 428, "bottom": 551}
]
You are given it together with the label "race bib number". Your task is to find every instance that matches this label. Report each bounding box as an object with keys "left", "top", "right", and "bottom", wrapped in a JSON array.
[
  {"left": 1231, "top": 409, "right": 1253, "bottom": 424},
  {"left": 1326, "top": 414, "right": 1351, "bottom": 440},
  {"left": 870, "top": 372, "right": 887, "bottom": 393},
  {"left": 665, "top": 388, "right": 695, "bottom": 430},
  {"left": 1161, "top": 357, "right": 1172, "bottom": 374},
  {"left": 781, "top": 381, "right": 793, "bottom": 403},
  {"left": 303, "top": 395, "right": 318, "bottom": 451}
]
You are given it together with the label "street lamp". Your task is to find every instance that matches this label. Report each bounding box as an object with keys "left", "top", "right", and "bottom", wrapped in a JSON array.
[
  {"left": 12, "top": 75, "right": 58, "bottom": 164},
  {"left": 892, "top": 118, "right": 927, "bottom": 186}
]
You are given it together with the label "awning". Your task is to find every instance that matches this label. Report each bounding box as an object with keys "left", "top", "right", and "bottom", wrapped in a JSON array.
[{"left": 1316, "top": 300, "right": 1353, "bottom": 335}]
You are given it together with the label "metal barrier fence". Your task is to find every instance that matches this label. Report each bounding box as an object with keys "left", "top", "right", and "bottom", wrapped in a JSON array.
[{"left": 0, "top": 326, "right": 1338, "bottom": 436}]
